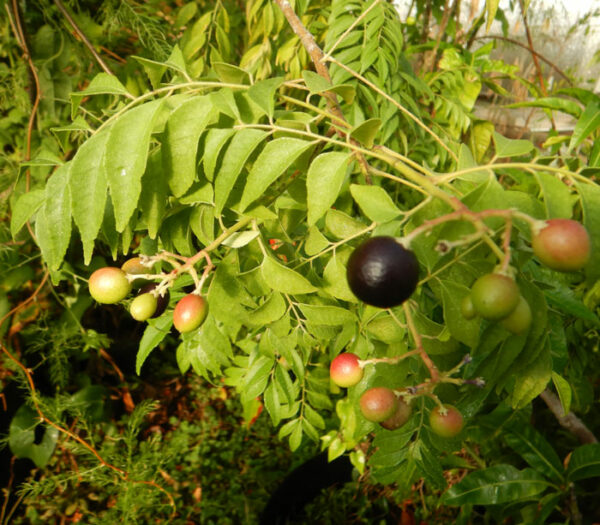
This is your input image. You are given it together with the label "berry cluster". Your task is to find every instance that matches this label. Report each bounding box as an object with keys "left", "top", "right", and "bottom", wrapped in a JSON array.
[
  {"left": 330, "top": 217, "right": 590, "bottom": 440},
  {"left": 88, "top": 257, "right": 208, "bottom": 333}
]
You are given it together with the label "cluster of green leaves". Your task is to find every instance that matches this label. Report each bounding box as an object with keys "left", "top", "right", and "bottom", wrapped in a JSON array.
[
  {"left": 4, "top": 0, "right": 600, "bottom": 523},
  {"left": 11, "top": 376, "right": 381, "bottom": 525}
]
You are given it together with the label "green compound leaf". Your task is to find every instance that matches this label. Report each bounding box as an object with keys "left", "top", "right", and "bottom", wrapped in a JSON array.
[
  {"left": 136, "top": 314, "right": 174, "bottom": 375},
  {"left": 576, "top": 181, "right": 600, "bottom": 283},
  {"left": 510, "top": 342, "right": 552, "bottom": 409},
  {"left": 140, "top": 151, "right": 169, "bottom": 240},
  {"left": 306, "top": 151, "right": 351, "bottom": 226},
  {"left": 569, "top": 102, "right": 600, "bottom": 151},
  {"left": 261, "top": 256, "right": 317, "bottom": 295},
  {"left": 36, "top": 164, "right": 71, "bottom": 271},
  {"left": 567, "top": 443, "right": 600, "bottom": 482},
  {"left": 504, "top": 424, "right": 564, "bottom": 483},
  {"left": 350, "top": 118, "right": 382, "bottom": 149},
  {"left": 247, "top": 77, "right": 284, "bottom": 119},
  {"left": 438, "top": 279, "right": 480, "bottom": 349},
  {"left": 492, "top": 131, "right": 534, "bottom": 158},
  {"left": 215, "top": 128, "right": 268, "bottom": 214},
  {"left": 10, "top": 189, "right": 45, "bottom": 238},
  {"left": 69, "top": 129, "right": 110, "bottom": 263},
  {"left": 203, "top": 128, "right": 235, "bottom": 181},
  {"left": 163, "top": 96, "right": 215, "bottom": 197},
  {"left": 240, "top": 138, "right": 314, "bottom": 211},
  {"left": 551, "top": 372, "right": 572, "bottom": 416},
  {"left": 350, "top": 184, "right": 402, "bottom": 223},
  {"left": 534, "top": 171, "right": 574, "bottom": 219},
  {"left": 105, "top": 99, "right": 163, "bottom": 231}
]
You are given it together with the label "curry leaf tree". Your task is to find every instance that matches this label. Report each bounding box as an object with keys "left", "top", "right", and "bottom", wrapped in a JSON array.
[{"left": 8, "top": 0, "right": 600, "bottom": 521}]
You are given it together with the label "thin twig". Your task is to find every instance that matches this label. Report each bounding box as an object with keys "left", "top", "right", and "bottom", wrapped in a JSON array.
[
  {"left": 474, "top": 35, "right": 573, "bottom": 85},
  {"left": 403, "top": 303, "right": 439, "bottom": 383},
  {"left": 273, "top": 0, "right": 372, "bottom": 182},
  {"left": 0, "top": 272, "right": 176, "bottom": 517},
  {"left": 8, "top": 1, "right": 40, "bottom": 191},
  {"left": 54, "top": 0, "right": 119, "bottom": 79},
  {"left": 422, "top": 0, "right": 453, "bottom": 73}
]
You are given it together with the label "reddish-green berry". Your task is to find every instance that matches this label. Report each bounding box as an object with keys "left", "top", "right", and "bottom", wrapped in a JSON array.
[
  {"left": 532, "top": 219, "right": 591, "bottom": 272},
  {"left": 89, "top": 267, "right": 131, "bottom": 304},
  {"left": 471, "top": 273, "right": 519, "bottom": 320},
  {"left": 429, "top": 404, "right": 464, "bottom": 438},
  {"left": 130, "top": 293, "right": 157, "bottom": 321},
  {"left": 380, "top": 398, "right": 412, "bottom": 430},
  {"left": 330, "top": 353, "right": 363, "bottom": 388},
  {"left": 121, "top": 257, "right": 150, "bottom": 275},
  {"left": 173, "top": 294, "right": 208, "bottom": 333},
  {"left": 359, "top": 387, "right": 397, "bottom": 423}
]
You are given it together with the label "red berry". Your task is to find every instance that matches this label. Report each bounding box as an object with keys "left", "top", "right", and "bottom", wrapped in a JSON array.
[
  {"left": 173, "top": 294, "right": 208, "bottom": 333},
  {"left": 330, "top": 353, "right": 363, "bottom": 388},
  {"left": 532, "top": 219, "right": 591, "bottom": 272}
]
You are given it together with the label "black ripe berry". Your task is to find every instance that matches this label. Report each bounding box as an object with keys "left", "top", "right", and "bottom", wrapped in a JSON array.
[{"left": 346, "top": 236, "right": 419, "bottom": 308}]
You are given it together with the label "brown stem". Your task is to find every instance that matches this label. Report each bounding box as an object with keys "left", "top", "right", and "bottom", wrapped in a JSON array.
[
  {"left": 0, "top": 273, "right": 176, "bottom": 517},
  {"left": 8, "top": 1, "right": 40, "bottom": 191},
  {"left": 517, "top": 0, "right": 547, "bottom": 97},
  {"left": 273, "top": 0, "right": 371, "bottom": 182},
  {"left": 422, "top": 0, "right": 453, "bottom": 73},
  {"left": 54, "top": 0, "right": 116, "bottom": 77},
  {"left": 0, "top": 457, "right": 16, "bottom": 524},
  {"left": 570, "top": 483, "right": 583, "bottom": 525},
  {"left": 403, "top": 303, "right": 439, "bottom": 383},
  {"left": 474, "top": 35, "right": 573, "bottom": 85},
  {"left": 540, "top": 389, "right": 597, "bottom": 445},
  {"left": 517, "top": 0, "right": 556, "bottom": 131}
]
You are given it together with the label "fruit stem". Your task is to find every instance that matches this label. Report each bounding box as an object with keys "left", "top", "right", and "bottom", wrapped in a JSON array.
[
  {"left": 403, "top": 303, "right": 439, "bottom": 383},
  {"left": 359, "top": 349, "right": 420, "bottom": 368},
  {"left": 498, "top": 218, "right": 513, "bottom": 274}
]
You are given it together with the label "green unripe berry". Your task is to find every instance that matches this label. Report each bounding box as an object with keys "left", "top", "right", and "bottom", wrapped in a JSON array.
[
  {"left": 121, "top": 257, "right": 150, "bottom": 275},
  {"left": 139, "top": 283, "right": 170, "bottom": 318},
  {"left": 471, "top": 273, "right": 520, "bottom": 320},
  {"left": 460, "top": 295, "right": 476, "bottom": 320},
  {"left": 130, "top": 293, "right": 158, "bottom": 321},
  {"left": 89, "top": 267, "right": 131, "bottom": 304},
  {"left": 501, "top": 295, "right": 532, "bottom": 335}
]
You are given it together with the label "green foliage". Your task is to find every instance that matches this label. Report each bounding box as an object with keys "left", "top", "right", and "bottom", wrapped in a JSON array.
[{"left": 3, "top": 0, "right": 600, "bottom": 523}]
